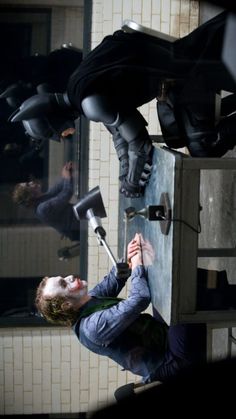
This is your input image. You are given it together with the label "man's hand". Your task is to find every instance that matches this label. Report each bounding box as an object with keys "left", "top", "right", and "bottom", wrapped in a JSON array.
[
  {"left": 120, "top": 178, "right": 144, "bottom": 198},
  {"left": 120, "top": 146, "right": 153, "bottom": 198},
  {"left": 139, "top": 161, "right": 152, "bottom": 187},
  {"left": 127, "top": 233, "right": 143, "bottom": 270},
  {"left": 62, "top": 161, "right": 73, "bottom": 179},
  {"left": 119, "top": 167, "right": 152, "bottom": 198}
]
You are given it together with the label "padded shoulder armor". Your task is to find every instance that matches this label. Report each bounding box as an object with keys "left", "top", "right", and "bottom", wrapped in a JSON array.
[{"left": 81, "top": 94, "right": 120, "bottom": 125}]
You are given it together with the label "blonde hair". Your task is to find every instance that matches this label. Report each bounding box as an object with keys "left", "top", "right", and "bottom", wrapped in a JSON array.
[
  {"left": 35, "top": 277, "right": 79, "bottom": 327},
  {"left": 12, "top": 183, "right": 37, "bottom": 207}
]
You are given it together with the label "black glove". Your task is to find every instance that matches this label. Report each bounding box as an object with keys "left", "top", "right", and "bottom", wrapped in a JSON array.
[
  {"left": 120, "top": 146, "right": 154, "bottom": 198},
  {"left": 139, "top": 158, "right": 153, "bottom": 187},
  {"left": 120, "top": 177, "right": 144, "bottom": 198}
]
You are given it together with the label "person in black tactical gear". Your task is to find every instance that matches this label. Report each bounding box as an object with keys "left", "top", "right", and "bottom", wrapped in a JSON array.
[{"left": 10, "top": 11, "right": 236, "bottom": 198}]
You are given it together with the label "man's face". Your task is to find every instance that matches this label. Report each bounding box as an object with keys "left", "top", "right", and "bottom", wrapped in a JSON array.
[
  {"left": 61, "top": 127, "right": 76, "bottom": 138},
  {"left": 20, "top": 180, "right": 42, "bottom": 197},
  {"left": 43, "top": 275, "right": 88, "bottom": 299}
]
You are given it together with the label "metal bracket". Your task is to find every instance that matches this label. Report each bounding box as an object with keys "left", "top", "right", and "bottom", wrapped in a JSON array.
[
  {"left": 159, "top": 192, "right": 172, "bottom": 235},
  {"left": 143, "top": 193, "right": 171, "bottom": 234},
  {"left": 124, "top": 192, "right": 172, "bottom": 235}
]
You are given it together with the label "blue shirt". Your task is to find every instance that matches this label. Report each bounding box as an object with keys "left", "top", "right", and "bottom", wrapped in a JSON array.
[
  {"left": 36, "top": 177, "right": 80, "bottom": 241},
  {"left": 73, "top": 265, "right": 166, "bottom": 383}
]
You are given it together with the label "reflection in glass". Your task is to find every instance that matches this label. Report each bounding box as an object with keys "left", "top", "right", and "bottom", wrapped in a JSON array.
[{"left": 0, "top": 5, "right": 84, "bottom": 326}]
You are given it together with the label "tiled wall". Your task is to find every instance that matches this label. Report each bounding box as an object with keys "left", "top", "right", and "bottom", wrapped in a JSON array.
[{"left": 0, "top": 0, "right": 200, "bottom": 415}]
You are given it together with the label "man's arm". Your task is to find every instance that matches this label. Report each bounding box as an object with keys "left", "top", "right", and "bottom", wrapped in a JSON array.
[
  {"left": 36, "top": 162, "right": 74, "bottom": 222},
  {"left": 84, "top": 265, "right": 150, "bottom": 346},
  {"left": 43, "top": 179, "right": 65, "bottom": 199},
  {"left": 89, "top": 265, "right": 129, "bottom": 298},
  {"left": 81, "top": 94, "right": 153, "bottom": 197},
  {"left": 89, "top": 233, "right": 142, "bottom": 298},
  {"left": 43, "top": 162, "right": 74, "bottom": 199},
  {"left": 83, "top": 234, "right": 150, "bottom": 345}
]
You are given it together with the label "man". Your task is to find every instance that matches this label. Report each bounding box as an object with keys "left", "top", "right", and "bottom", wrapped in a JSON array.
[
  {"left": 10, "top": 11, "right": 236, "bottom": 197},
  {"left": 12, "top": 161, "right": 80, "bottom": 242},
  {"left": 35, "top": 233, "right": 206, "bottom": 384}
]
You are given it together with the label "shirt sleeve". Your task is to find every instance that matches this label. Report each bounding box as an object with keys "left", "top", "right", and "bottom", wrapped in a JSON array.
[
  {"left": 88, "top": 265, "right": 129, "bottom": 298},
  {"left": 82, "top": 265, "right": 151, "bottom": 346},
  {"left": 43, "top": 178, "right": 65, "bottom": 199},
  {"left": 36, "top": 178, "right": 73, "bottom": 223}
]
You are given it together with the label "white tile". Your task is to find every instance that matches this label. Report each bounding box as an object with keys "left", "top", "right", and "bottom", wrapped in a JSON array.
[
  {"left": 79, "top": 402, "right": 89, "bottom": 413},
  {"left": 13, "top": 343, "right": 23, "bottom": 371},
  {"left": 14, "top": 384, "right": 23, "bottom": 412},
  {"left": 113, "top": 0, "right": 122, "bottom": 14},
  {"left": 32, "top": 384, "right": 42, "bottom": 412},
  {"left": 180, "top": 21, "right": 189, "bottom": 37},
  {"left": 24, "top": 390, "right": 32, "bottom": 405},
  {"left": 113, "top": 14, "right": 123, "bottom": 30},
  {"left": 51, "top": 383, "right": 61, "bottom": 412},
  {"left": 80, "top": 344, "right": 89, "bottom": 362},
  {"left": 0, "top": 386, "right": 4, "bottom": 414},
  {"left": 152, "top": 0, "right": 161, "bottom": 14},
  {"left": 89, "top": 368, "right": 99, "bottom": 393},
  {"left": 61, "top": 346, "right": 70, "bottom": 362},
  {"left": 61, "top": 362, "right": 70, "bottom": 390},
  {"left": 4, "top": 364, "right": 13, "bottom": 392},
  {"left": 122, "top": 0, "right": 132, "bottom": 19},
  {"left": 42, "top": 362, "right": 51, "bottom": 390},
  {"left": 61, "top": 389, "right": 70, "bottom": 404},
  {"left": 98, "top": 388, "right": 108, "bottom": 404},
  {"left": 70, "top": 382, "right": 80, "bottom": 410},
  {"left": 80, "top": 361, "right": 89, "bottom": 389},
  {"left": 23, "top": 364, "right": 32, "bottom": 392},
  {"left": 161, "top": 0, "right": 171, "bottom": 21},
  {"left": 151, "top": 13, "right": 161, "bottom": 30},
  {"left": 190, "top": 0, "right": 199, "bottom": 16},
  {"left": 108, "top": 366, "right": 117, "bottom": 382},
  {"left": 161, "top": 21, "right": 170, "bottom": 33},
  {"left": 80, "top": 389, "right": 89, "bottom": 403},
  {"left": 23, "top": 334, "right": 32, "bottom": 347},
  {"left": 70, "top": 368, "right": 80, "bottom": 385},
  {"left": 51, "top": 336, "right": 61, "bottom": 368},
  {"left": 0, "top": 370, "right": 3, "bottom": 387},
  {"left": 42, "top": 346, "right": 51, "bottom": 363},
  {"left": 5, "top": 405, "right": 15, "bottom": 415},
  {"left": 42, "top": 389, "right": 51, "bottom": 405},
  {"left": 99, "top": 360, "right": 108, "bottom": 388},
  {"left": 0, "top": 347, "right": 3, "bottom": 366},
  {"left": 180, "top": 0, "right": 190, "bottom": 22},
  {"left": 33, "top": 369, "right": 42, "bottom": 385},
  {"left": 23, "top": 347, "right": 32, "bottom": 364},
  {"left": 103, "top": 0, "right": 113, "bottom": 20},
  {"left": 52, "top": 368, "right": 60, "bottom": 384},
  {"left": 90, "top": 352, "right": 100, "bottom": 368},
  {"left": 4, "top": 347, "right": 13, "bottom": 364},
  {"left": 32, "top": 344, "right": 42, "bottom": 370},
  {"left": 170, "top": 15, "right": 180, "bottom": 37},
  {"left": 3, "top": 335, "right": 13, "bottom": 348},
  {"left": 171, "top": 0, "right": 181, "bottom": 15}
]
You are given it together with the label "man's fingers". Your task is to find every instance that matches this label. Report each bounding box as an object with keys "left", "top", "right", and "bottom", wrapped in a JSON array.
[
  {"left": 128, "top": 250, "right": 139, "bottom": 259},
  {"left": 128, "top": 245, "right": 141, "bottom": 257}
]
